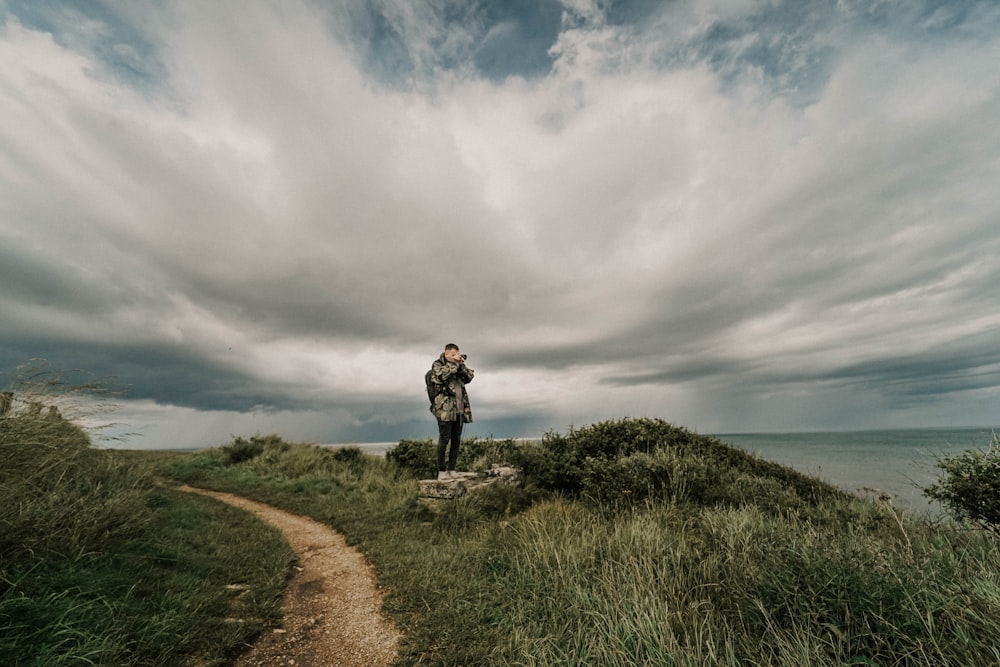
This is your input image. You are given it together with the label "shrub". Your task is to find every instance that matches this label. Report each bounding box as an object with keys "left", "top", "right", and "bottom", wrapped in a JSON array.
[
  {"left": 514, "top": 418, "right": 848, "bottom": 515},
  {"left": 923, "top": 436, "right": 1000, "bottom": 534},
  {"left": 386, "top": 438, "right": 437, "bottom": 478},
  {"left": 521, "top": 418, "right": 712, "bottom": 494},
  {"left": 509, "top": 432, "right": 581, "bottom": 493},
  {"left": 386, "top": 436, "right": 520, "bottom": 479},
  {"left": 559, "top": 417, "right": 703, "bottom": 460},
  {"left": 221, "top": 433, "right": 289, "bottom": 465},
  {"left": 331, "top": 444, "right": 365, "bottom": 467},
  {"left": 462, "top": 435, "right": 519, "bottom": 471}
]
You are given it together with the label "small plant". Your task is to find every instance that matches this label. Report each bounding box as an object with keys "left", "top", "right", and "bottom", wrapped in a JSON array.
[
  {"left": 386, "top": 438, "right": 437, "bottom": 478},
  {"left": 924, "top": 435, "right": 1000, "bottom": 534},
  {"left": 386, "top": 435, "right": 520, "bottom": 479},
  {"left": 461, "top": 435, "right": 519, "bottom": 472},
  {"left": 331, "top": 444, "right": 365, "bottom": 466},
  {"left": 221, "top": 434, "right": 268, "bottom": 464}
]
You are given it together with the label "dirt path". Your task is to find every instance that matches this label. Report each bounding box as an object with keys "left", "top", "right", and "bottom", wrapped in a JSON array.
[{"left": 179, "top": 486, "right": 401, "bottom": 667}]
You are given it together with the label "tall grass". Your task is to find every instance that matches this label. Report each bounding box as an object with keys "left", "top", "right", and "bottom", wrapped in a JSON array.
[
  {"left": 0, "top": 404, "right": 149, "bottom": 571},
  {"left": 155, "top": 420, "right": 1000, "bottom": 667},
  {"left": 1, "top": 387, "right": 294, "bottom": 666}
]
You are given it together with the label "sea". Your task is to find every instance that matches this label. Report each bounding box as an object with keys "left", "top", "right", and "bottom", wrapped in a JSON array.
[
  {"left": 329, "top": 427, "right": 997, "bottom": 515},
  {"left": 714, "top": 428, "right": 999, "bottom": 514}
]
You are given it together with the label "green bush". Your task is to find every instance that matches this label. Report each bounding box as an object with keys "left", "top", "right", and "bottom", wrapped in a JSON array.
[
  {"left": 331, "top": 444, "right": 364, "bottom": 464},
  {"left": 221, "top": 433, "right": 289, "bottom": 465},
  {"left": 559, "top": 417, "right": 704, "bottom": 460},
  {"left": 580, "top": 451, "right": 669, "bottom": 506},
  {"left": 515, "top": 418, "right": 847, "bottom": 516},
  {"left": 386, "top": 435, "right": 520, "bottom": 479},
  {"left": 462, "top": 435, "right": 519, "bottom": 471},
  {"left": 515, "top": 418, "right": 711, "bottom": 494},
  {"left": 386, "top": 438, "right": 437, "bottom": 478},
  {"left": 511, "top": 431, "right": 584, "bottom": 493},
  {"left": 924, "top": 436, "right": 1000, "bottom": 534}
]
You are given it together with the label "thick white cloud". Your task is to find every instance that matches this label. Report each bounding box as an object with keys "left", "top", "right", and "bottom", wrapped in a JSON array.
[{"left": 2, "top": 1, "right": 999, "bottom": 447}]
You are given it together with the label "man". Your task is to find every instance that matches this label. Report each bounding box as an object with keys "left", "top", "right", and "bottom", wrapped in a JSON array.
[{"left": 430, "top": 343, "right": 474, "bottom": 480}]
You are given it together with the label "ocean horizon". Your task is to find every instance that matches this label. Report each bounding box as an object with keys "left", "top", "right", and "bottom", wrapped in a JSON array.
[{"left": 713, "top": 427, "right": 997, "bottom": 514}]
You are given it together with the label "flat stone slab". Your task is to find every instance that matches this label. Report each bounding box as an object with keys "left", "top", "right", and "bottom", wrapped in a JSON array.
[{"left": 417, "top": 466, "right": 522, "bottom": 503}]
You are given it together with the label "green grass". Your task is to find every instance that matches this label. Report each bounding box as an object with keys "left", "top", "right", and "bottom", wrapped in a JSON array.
[
  {"left": 6, "top": 408, "right": 1000, "bottom": 666},
  {"left": 1, "top": 414, "right": 294, "bottom": 666},
  {"left": 1, "top": 488, "right": 294, "bottom": 666},
  {"left": 152, "top": 424, "right": 1000, "bottom": 667}
]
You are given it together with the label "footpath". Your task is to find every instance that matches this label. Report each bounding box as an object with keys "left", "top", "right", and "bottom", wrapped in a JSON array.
[{"left": 179, "top": 486, "right": 400, "bottom": 667}]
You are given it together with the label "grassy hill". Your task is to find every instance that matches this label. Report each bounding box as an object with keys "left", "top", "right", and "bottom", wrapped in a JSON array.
[
  {"left": 0, "top": 411, "right": 292, "bottom": 666},
  {"left": 4, "top": 415, "right": 999, "bottom": 666}
]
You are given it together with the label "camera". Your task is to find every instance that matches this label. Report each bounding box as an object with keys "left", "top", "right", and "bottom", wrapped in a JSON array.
[{"left": 460, "top": 354, "right": 468, "bottom": 361}]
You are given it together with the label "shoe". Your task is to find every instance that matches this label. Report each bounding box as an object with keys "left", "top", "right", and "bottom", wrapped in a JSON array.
[{"left": 437, "top": 471, "right": 449, "bottom": 481}]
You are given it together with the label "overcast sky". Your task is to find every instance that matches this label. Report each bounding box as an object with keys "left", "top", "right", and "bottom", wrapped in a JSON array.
[{"left": 2, "top": 0, "right": 999, "bottom": 449}]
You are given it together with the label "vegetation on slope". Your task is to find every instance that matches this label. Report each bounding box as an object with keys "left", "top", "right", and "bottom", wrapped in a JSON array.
[
  {"left": 924, "top": 435, "right": 1000, "bottom": 534},
  {"left": 0, "top": 405, "right": 292, "bottom": 666},
  {"left": 159, "top": 420, "right": 1000, "bottom": 667}
]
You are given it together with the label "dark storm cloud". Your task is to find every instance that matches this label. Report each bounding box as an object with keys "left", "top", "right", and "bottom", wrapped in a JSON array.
[{"left": 2, "top": 0, "right": 1000, "bottom": 446}]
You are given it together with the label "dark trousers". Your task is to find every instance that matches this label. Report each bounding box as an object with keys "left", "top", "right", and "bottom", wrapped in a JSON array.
[{"left": 437, "top": 419, "right": 463, "bottom": 471}]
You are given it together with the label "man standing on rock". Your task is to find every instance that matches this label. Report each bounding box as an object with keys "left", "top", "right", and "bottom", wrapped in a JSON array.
[{"left": 430, "top": 343, "right": 474, "bottom": 480}]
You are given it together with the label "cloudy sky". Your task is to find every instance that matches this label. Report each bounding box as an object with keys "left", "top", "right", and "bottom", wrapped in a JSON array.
[{"left": 2, "top": 0, "right": 999, "bottom": 449}]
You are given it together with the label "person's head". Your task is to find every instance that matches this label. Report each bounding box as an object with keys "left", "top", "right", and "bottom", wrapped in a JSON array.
[{"left": 444, "top": 343, "right": 463, "bottom": 362}]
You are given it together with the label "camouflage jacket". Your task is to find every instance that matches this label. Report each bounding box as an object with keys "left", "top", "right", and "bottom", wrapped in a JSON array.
[{"left": 430, "top": 353, "right": 474, "bottom": 423}]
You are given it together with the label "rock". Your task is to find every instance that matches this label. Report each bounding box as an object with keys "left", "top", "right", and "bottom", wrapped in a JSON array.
[{"left": 417, "top": 466, "right": 522, "bottom": 508}]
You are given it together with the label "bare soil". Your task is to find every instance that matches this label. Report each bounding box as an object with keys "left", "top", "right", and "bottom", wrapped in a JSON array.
[{"left": 180, "top": 486, "right": 401, "bottom": 667}]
